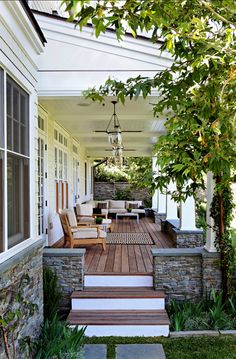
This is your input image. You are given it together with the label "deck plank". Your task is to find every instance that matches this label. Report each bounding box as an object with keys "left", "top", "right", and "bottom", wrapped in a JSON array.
[{"left": 55, "top": 216, "right": 174, "bottom": 274}]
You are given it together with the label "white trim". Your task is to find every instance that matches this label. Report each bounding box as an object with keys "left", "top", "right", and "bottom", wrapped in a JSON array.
[
  {"left": 77, "top": 325, "right": 169, "bottom": 337},
  {"left": 38, "top": 88, "right": 160, "bottom": 98},
  {"left": 3, "top": 69, "right": 7, "bottom": 252},
  {"left": 0, "top": 236, "right": 42, "bottom": 264},
  {"left": 6, "top": 150, "right": 30, "bottom": 160},
  {"left": 35, "top": 15, "right": 172, "bottom": 64},
  {"left": 72, "top": 298, "right": 165, "bottom": 311},
  {"left": 84, "top": 275, "right": 153, "bottom": 287},
  {"left": 4, "top": 1, "right": 44, "bottom": 55}
]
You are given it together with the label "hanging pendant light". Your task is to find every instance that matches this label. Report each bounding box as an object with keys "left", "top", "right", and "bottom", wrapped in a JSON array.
[{"left": 106, "top": 101, "right": 122, "bottom": 146}]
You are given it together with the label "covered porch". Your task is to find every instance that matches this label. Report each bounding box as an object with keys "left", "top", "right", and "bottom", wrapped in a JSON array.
[{"left": 54, "top": 216, "right": 174, "bottom": 274}]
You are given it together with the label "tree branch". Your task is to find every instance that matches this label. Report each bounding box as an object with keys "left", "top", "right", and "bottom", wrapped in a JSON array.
[{"left": 198, "top": 0, "right": 236, "bottom": 28}]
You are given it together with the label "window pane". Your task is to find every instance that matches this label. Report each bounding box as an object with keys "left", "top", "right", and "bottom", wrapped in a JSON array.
[
  {"left": 13, "top": 87, "right": 19, "bottom": 121},
  {"left": 13, "top": 121, "right": 20, "bottom": 153},
  {"left": 7, "top": 116, "right": 12, "bottom": 151},
  {"left": 0, "top": 151, "right": 3, "bottom": 252},
  {"left": 8, "top": 154, "right": 30, "bottom": 248},
  {"left": 0, "top": 69, "right": 4, "bottom": 148},
  {"left": 7, "top": 76, "right": 29, "bottom": 156}
]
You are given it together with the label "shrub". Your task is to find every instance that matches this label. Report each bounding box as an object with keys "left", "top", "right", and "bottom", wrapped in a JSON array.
[
  {"left": 168, "top": 290, "right": 236, "bottom": 331},
  {"left": 29, "top": 315, "right": 86, "bottom": 359},
  {"left": 113, "top": 188, "right": 132, "bottom": 200},
  {"left": 43, "top": 267, "right": 62, "bottom": 321}
]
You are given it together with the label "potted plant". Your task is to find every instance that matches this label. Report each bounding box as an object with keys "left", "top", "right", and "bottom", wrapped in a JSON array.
[
  {"left": 95, "top": 217, "right": 103, "bottom": 224},
  {"left": 127, "top": 208, "right": 132, "bottom": 213}
]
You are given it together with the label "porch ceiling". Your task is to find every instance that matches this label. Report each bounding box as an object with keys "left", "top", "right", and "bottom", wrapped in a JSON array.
[{"left": 40, "top": 96, "right": 166, "bottom": 158}]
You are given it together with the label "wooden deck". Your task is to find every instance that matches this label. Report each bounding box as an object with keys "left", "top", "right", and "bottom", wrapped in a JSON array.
[{"left": 84, "top": 216, "right": 174, "bottom": 275}]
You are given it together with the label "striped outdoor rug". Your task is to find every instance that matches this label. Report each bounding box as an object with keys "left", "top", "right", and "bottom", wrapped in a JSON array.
[{"left": 107, "top": 232, "right": 154, "bottom": 245}]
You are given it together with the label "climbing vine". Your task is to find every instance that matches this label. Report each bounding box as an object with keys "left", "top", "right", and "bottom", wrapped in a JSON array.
[{"left": 211, "top": 182, "right": 235, "bottom": 298}]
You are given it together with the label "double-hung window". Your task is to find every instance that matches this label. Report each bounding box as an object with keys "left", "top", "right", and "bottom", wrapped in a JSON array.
[
  {"left": 54, "top": 127, "right": 69, "bottom": 212},
  {"left": 0, "top": 69, "right": 30, "bottom": 252}
]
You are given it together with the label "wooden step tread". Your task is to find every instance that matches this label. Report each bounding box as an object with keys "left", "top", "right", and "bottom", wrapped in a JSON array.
[
  {"left": 71, "top": 287, "right": 165, "bottom": 299},
  {"left": 68, "top": 310, "right": 170, "bottom": 326},
  {"left": 85, "top": 272, "right": 153, "bottom": 276}
]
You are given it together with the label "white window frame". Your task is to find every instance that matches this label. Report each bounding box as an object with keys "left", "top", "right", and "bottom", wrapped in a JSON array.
[
  {"left": 0, "top": 65, "right": 35, "bottom": 263},
  {"left": 54, "top": 123, "right": 69, "bottom": 212}
]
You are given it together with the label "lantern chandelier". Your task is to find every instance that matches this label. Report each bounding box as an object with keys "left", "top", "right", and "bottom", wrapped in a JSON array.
[
  {"left": 106, "top": 100, "right": 123, "bottom": 147},
  {"left": 94, "top": 100, "right": 143, "bottom": 163}
]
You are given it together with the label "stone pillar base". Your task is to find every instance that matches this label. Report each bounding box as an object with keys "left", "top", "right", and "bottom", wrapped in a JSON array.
[
  {"left": 154, "top": 212, "right": 166, "bottom": 224},
  {"left": 173, "top": 228, "right": 204, "bottom": 248}
]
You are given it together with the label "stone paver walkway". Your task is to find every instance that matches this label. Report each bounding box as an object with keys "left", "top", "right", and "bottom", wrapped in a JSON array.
[
  {"left": 116, "top": 344, "right": 166, "bottom": 359},
  {"left": 83, "top": 344, "right": 106, "bottom": 359}
]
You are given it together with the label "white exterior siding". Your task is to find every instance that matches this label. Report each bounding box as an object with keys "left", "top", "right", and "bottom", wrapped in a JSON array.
[{"left": 0, "top": 1, "right": 44, "bottom": 262}]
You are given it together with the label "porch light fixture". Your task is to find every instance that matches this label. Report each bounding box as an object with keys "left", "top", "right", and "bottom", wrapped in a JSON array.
[{"left": 106, "top": 101, "right": 122, "bottom": 146}]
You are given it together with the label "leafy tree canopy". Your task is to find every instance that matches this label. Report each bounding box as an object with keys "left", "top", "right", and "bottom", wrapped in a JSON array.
[
  {"left": 63, "top": 0, "right": 236, "bottom": 198},
  {"left": 95, "top": 157, "right": 153, "bottom": 189}
]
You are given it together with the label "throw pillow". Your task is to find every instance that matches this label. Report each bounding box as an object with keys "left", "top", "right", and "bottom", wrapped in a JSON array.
[
  {"left": 93, "top": 208, "right": 102, "bottom": 214},
  {"left": 97, "top": 202, "right": 108, "bottom": 209},
  {"left": 129, "top": 203, "right": 138, "bottom": 209}
]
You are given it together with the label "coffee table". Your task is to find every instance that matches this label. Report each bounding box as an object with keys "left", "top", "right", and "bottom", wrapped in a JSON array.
[{"left": 116, "top": 212, "right": 139, "bottom": 223}]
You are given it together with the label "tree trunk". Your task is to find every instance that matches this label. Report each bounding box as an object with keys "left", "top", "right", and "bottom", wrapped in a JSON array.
[{"left": 216, "top": 176, "right": 228, "bottom": 301}]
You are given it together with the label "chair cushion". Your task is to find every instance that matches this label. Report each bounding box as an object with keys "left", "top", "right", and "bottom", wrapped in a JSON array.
[
  {"left": 61, "top": 208, "right": 77, "bottom": 227},
  {"left": 109, "top": 200, "right": 125, "bottom": 209},
  {"left": 101, "top": 209, "right": 108, "bottom": 215},
  {"left": 76, "top": 204, "right": 93, "bottom": 216},
  {"left": 73, "top": 228, "right": 98, "bottom": 239},
  {"left": 98, "top": 229, "right": 107, "bottom": 238}
]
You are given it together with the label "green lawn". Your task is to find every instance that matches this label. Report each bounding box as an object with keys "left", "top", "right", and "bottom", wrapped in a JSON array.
[{"left": 84, "top": 335, "right": 236, "bottom": 359}]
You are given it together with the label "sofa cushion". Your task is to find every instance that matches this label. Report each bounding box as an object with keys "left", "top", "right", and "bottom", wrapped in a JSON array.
[
  {"left": 109, "top": 200, "right": 126, "bottom": 209},
  {"left": 97, "top": 202, "right": 108, "bottom": 209},
  {"left": 132, "top": 209, "right": 146, "bottom": 214},
  {"left": 128, "top": 203, "right": 139, "bottom": 209},
  {"left": 76, "top": 204, "right": 93, "bottom": 216},
  {"left": 126, "top": 201, "right": 142, "bottom": 209},
  {"left": 109, "top": 208, "right": 127, "bottom": 214}
]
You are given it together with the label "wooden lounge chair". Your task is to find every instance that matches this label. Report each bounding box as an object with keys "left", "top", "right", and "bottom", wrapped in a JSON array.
[{"left": 59, "top": 213, "right": 106, "bottom": 251}]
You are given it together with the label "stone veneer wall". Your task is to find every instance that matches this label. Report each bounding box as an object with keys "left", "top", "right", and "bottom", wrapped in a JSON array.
[
  {"left": 0, "top": 240, "right": 44, "bottom": 359},
  {"left": 161, "top": 219, "right": 204, "bottom": 248},
  {"left": 152, "top": 248, "right": 221, "bottom": 302},
  {"left": 94, "top": 182, "right": 151, "bottom": 203},
  {"left": 43, "top": 248, "right": 85, "bottom": 314}
]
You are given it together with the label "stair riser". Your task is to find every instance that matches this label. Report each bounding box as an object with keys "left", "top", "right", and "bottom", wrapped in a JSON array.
[
  {"left": 72, "top": 325, "right": 169, "bottom": 337},
  {"left": 84, "top": 275, "right": 153, "bottom": 287},
  {"left": 72, "top": 298, "right": 165, "bottom": 310}
]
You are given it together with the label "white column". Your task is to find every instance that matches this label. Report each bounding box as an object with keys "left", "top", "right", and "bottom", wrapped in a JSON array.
[
  {"left": 157, "top": 190, "right": 167, "bottom": 214},
  {"left": 152, "top": 156, "right": 158, "bottom": 209},
  {"left": 180, "top": 195, "right": 197, "bottom": 230},
  {"left": 166, "top": 181, "right": 178, "bottom": 220},
  {"left": 205, "top": 172, "right": 217, "bottom": 252}
]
